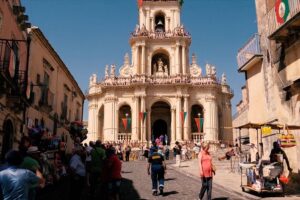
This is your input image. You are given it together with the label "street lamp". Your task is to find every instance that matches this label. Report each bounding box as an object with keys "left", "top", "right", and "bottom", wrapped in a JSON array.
[{"left": 198, "top": 113, "right": 201, "bottom": 143}]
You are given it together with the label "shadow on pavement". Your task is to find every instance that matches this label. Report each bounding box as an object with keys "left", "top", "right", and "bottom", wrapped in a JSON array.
[
  {"left": 165, "top": 178, "right": 176, "bottom": 181},
  {"left": 120, "top": 178, "right": 141, "bottom": 200},
  {"left": 162, "top": 191, "right": 178, "bottom": 196},
  {"left": 122, "top": 171, "right": 133, "bottom": 174}
]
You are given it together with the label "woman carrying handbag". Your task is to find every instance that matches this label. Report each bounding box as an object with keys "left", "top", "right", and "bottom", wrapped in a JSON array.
[{"left": 198, "top": 142, "right": 215, "bottom": 200}]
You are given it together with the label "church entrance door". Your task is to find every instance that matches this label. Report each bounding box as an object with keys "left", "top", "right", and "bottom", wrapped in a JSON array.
[{"left": 151, "top": 101, "right": 171, "bottom": 145}]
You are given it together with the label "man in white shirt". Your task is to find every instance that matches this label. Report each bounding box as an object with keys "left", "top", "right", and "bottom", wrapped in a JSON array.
[
  {"left": 70, "top": 146, "right": 86, "bottom": 200},
  {"left": 249, "top": 143, "right": 258, "bottom": 163}
]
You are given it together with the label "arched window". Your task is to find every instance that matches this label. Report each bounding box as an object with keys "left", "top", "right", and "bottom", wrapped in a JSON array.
[
  {"left": 119, "top": 105, "right": 132, "bottom": 134},
  {"left": 155, "top": 12, "right": 165, "bottom": 32},
  {"left": 191, "top": 105, "right": 204, "bottom": 133}
]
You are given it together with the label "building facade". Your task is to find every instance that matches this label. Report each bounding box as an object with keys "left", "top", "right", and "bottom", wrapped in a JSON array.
[
  {"left": 26, "top": 27, "right": 85, "bottom": 153},
  {"left": 0, "top": 0, "right": 31, "bottom": 160},
  {"left": 234, "top": 0, "right": 300, "bottom": 170},
  {"left": 87, "top": 0, "right": 233, "bottom": 145}
]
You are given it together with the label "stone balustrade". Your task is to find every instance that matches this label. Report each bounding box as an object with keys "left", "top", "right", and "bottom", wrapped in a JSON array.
[{"left": 99, "top": 74, "right": 220, "bottom": 87}]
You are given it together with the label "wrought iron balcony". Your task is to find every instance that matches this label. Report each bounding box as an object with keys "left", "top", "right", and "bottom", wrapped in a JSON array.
[
  {"left": 237, "top": 34, "right": 263, "bottom": 72},
  {"left": 267, "top": 0, "right": 300, "bottom": 40},
  {"left": 39, "top": 88, "right": 54, "bottom": 112}
]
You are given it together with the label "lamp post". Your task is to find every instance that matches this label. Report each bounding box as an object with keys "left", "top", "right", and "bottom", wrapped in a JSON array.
[
  {"left": 198, "top": 113, "right": 201, "bottom": 143},
  {"left": 125, "top": 113, "right": 128, "bottom": 140}
]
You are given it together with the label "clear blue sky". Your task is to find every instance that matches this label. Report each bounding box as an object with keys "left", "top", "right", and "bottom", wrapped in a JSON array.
[{"left": 22, "top": 0, "right": 257, "bottom": 120}]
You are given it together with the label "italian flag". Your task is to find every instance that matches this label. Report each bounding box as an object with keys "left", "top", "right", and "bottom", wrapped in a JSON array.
[{"left": 275, "top": 0, "right": 290, "bottom": 24}]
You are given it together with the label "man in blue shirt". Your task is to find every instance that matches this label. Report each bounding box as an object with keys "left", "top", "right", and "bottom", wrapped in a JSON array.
[
  {"left": 0, "top": 150, "right": 44, "bottom": 200},
  {"left": 147, "top": 148, "right": 166, "bottom": 196}
]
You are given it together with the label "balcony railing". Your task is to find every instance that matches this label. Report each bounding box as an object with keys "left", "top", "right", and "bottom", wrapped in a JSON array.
[
  {"left": 39, "top": 88, "right": 54, "bottom": 111},
  {"left": 237, "top": 34, "right": 262, "bottom": 71},
  {"left": 131, "top": 27, "right": 191, "bottom": 40},
  {"left": 267, "top": 0, "right": 300, "bottom": 39}
]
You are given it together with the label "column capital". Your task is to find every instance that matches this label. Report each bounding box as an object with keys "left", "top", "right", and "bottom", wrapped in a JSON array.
[{"left": 183, "top": 94, "right": 189, "bottom": 98}]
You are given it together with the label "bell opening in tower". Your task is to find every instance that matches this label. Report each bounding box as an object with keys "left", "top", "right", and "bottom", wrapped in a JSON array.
[{"left": 155, "top": 13, "right": 165, "bottom": 32}]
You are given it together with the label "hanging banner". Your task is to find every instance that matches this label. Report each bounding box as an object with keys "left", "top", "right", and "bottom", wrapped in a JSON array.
[
  {"left": 139, "top": 112, "right": 147, "bottom": 122},
  {"left": 143, "top": 112, "right": 147, "bottom": 122},
  {"left": 261, "top": 126, "right": 272, "bottom": 137},
  {"left": 194, "top": 118, "right": 200, "bottom": 132},
  {"left": 275, "top": 0, "right": 290, "bottom": 24},
  {"left": 139, "top": 112, "right": 143, "bottom": 121},
  {"left": 122, "top": 118, "right": 132, "bottom": 130},
  {"left": 138, "top": 0, "right": 143, "bottom": 8},
  {"left": 180, "top": 111, "right": 187, "bottom": 125},
  {"left": 200, "top": 118, "right": 204, "bottom": 130}
]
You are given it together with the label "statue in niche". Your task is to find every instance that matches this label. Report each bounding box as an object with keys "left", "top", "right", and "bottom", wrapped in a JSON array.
[
  {"left": 105, "top": 65, "right": 109, "bottom": 78},
  {"left": 164, "top": 65, "right": 168, "bottom": 76},
  {"left": 154, "top": 58, "right": 168, "bottom": 76},
  {"left": 221, "top": 73, "right": 227, "bottom": 85}
]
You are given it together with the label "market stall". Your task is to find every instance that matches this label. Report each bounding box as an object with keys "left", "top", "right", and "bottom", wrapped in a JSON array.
[{"left": 234, "top": 123, "right": 300, "bottom": 194}]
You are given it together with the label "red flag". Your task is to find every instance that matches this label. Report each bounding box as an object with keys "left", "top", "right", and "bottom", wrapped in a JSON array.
[
  {"left": 180, "top": 112, "right": 184, "bottom": 125},
  {"left": 138, "top": 0, "right": 143, "bottom": 7},
  {"left": 194, "top": 118, "right": 200, "bottom": 132},
  {"left": 139, "top": 112, "right": 143, "bottom": 121},
  {"left": 122, "top": 118, "right": 128, "bottom": 130}
]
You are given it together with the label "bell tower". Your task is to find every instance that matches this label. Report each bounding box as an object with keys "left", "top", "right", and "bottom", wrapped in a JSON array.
[{"left": 130, "top": 0, "right": 191, "bottom": 76}]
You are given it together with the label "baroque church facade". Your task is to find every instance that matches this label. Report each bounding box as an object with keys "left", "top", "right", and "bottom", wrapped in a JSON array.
[{"left": 87, "top": 0, "right": 233, "bottom": 145}]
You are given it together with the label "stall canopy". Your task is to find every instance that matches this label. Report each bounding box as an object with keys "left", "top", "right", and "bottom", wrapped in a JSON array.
[{"left": 233, "top": 122, "right": 300, "bottom": 158}]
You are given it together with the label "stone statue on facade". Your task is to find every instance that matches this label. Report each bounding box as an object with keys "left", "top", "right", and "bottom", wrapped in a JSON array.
[
  {"left": 89, "top": 74, "right": 97, "bottom": 85},
  {"left": 105, "top": 65, "right": 109, "bottom": 79},
  {"left": 211, "top": 65, "right": 216, "bottom": 77},
  {"left": 154, "top": 58, "right": 168, "bottom": 77},
  {"left": 206, "top": 64, "right": 211, "bottom": 76},
  {"left": 134, "top": 24, "right": 140, "bottom": 35},
  {"left": 164, "top": 65, "right": 169, "bottom": 76},
  {"left": 110, "top": 64, "right": 116, "bottom": 77},
  {"left": 221, "top": 73, "right": 227, "bottom": 85},
  {"left": 119, "top": 53, "right": 133, "bottom": 77},
  {"left": 189, "top": 53, "right": 202, "bottom": 77}
]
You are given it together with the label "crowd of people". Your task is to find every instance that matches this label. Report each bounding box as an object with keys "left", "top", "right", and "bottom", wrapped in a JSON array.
[{"left": 0, "top": 137, "right": 126, "bottom": 200}]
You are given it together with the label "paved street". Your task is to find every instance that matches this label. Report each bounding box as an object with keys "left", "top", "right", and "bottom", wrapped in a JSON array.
[{"left": 119, "top": 160, "right": 252, "bottom": 200}]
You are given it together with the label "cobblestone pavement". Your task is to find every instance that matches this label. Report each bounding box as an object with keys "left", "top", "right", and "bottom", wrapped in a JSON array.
[{"left": 120, "top": 160, "right": 253, "bottom": 200}]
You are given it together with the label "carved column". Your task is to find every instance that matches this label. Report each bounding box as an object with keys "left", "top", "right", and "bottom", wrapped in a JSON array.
[
  {"left": 134, "top": 46, "right": 139, "bottom": 74},
  {"left": 88, "top": 103, "right": 97, "bottom": 142},
  {"left": 175, "top": 43, "right": 180, "bottom": 74},
  {"left": 147, "top": 110, "right": 151, "bottom": 142},
  {"left": 171, "top": 107, "right": 176, "bottom": 144},
  {"left": 183, "top": 96, "right": 189, "bottom": 140},
  {"left": 176, "top": 96, "right": 182, "bottom": 141},
  {"left": 205, "top": 97, "right": 218, "bottom": 142},
  {"left": 115, "top": 107, "right": 119, "bottom": 141},
  {"left": 132, "top": 96, "right": 140, "bottom": 141},
  {"left": 140, "top": 96, "right": 146, "bottom": 143},
  {"left": 141, "top": 44, "right": 146, "bottom": 74},
  {"left": 146, "top": 9, "right": 150, "bottom": 30},
  {"left": 182, "top": 45, "right": 186, "bottom": 75},
  {"left": 150, "top": 17, "right": 154, "bottom": 32}
]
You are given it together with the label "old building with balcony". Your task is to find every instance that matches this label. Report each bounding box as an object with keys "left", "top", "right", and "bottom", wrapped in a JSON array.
[
  {"left": 87, "top": 0, "right": 233, "bottom": 146},
  {"left": 235, "top": 0, "right": 300, "bottom": 170},
  {"left": 0, "top": 0, "right": 31, "bottom": 160},
  {"left": 26, "top": 27, "right": 85, "bottom": 153}
]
